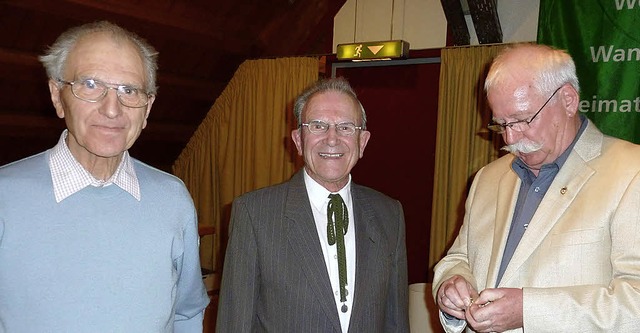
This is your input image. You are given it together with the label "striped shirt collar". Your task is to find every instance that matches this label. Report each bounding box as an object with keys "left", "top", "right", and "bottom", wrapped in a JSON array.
[{"left": 48, "top": 130, "right": 141, "bottom": 203}]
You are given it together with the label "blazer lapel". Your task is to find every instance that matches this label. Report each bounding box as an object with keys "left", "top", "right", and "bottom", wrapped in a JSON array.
[
  {"left": 498, "top": 120, "right": 602, "bottom": 286},
  {"left": 284, "top": 171, "right": 342, "bottom": 332},
  {"left": 485, "top": 168, "right": 520, "bottom": 287}
]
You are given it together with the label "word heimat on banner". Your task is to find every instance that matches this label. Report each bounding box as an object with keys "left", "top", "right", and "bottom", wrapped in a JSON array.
[
  {"left": 579, "top": 95, "right": 640, "bottom": 113},
  {"left": 538, "top": 0, "right": 640, "bottom": 143}
]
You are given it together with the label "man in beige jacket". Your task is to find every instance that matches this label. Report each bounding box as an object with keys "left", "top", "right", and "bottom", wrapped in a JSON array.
[{"left": 433, "top": 43, "right": 640, "bottom": 332}]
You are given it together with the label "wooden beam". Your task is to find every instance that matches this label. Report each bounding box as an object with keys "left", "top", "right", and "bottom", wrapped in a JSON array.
[
  {"left": 5, "top": 0, "right": 215, "bottom": 37},
  {"left": 258, "top": 0, "right": 347, "bottom": 56},
  {"left": 3, "top": 0, "right": 251, "bottom": 54},
  {"left": 467, "top": 0, "right": 502, "bottom": 44},
  {"left": 440, "top": 0, "right": 471, "bottom": 46},
  {"left": 0, "top": 47, "right": 39, "bottom": 68}
]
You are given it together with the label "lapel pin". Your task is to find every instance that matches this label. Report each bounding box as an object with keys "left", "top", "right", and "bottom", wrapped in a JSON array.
[{"left": 560, "top": 187, "right": 567, "bottom": 195}]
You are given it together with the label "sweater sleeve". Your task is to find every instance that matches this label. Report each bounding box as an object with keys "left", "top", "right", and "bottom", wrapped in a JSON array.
[{"left": 173, "top": 205, "right": 210, "bottom": 332}]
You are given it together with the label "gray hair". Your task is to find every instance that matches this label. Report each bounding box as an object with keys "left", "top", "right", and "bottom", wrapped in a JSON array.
[
  {"left": 39, "top": 21, "right": 159, "bottom": 95},
  {"left": 485, "top": 43, "right": 580, "bottom": 96},
  {"left": 293, "top": 77, "right": 367, "bottom": 129}
]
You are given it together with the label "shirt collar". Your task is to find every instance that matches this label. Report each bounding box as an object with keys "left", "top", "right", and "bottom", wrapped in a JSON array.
[
  {"left": 512, "top": 115, "right": 588, "bottom": 178},
  {"left": 48, "top": 130, "right": 141, "bottom": 203},
  {"left": 303, "top": 169, "right": 352, "bottom": 212}
]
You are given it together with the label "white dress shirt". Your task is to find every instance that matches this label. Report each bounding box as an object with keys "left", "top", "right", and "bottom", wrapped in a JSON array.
[{"left": 303, "top": 169, "right": 356, "bottom": 333}]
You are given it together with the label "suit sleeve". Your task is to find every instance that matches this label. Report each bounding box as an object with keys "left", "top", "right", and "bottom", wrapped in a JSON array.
[
  {"left": 216, "top": 198, "right": 260, "bottom": 332},
  {"left": 386, "top": 201, "right": 410, "bottom": 332}
]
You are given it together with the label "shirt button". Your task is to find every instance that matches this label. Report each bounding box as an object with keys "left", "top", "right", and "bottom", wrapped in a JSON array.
[
  {"left": 334, "top": 255, "right": 337, "bottom": 259},
  {"left": 534, "top": 187, "right": 540, "bottom": 192}
]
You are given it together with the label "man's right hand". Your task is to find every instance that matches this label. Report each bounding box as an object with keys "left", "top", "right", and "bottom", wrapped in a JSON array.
[{"left": 436, "top": 275, "right": 479, "bottom": 319}]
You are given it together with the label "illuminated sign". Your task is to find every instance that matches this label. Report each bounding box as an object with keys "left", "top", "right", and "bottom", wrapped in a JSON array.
[{"left": 336, "top": 40, "right": 409, "bottom": 61}]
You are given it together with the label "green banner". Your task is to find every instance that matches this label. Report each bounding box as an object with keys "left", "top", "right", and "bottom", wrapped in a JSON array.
[{"left": 537, "top": 0, "right": 640, "bottom": 143}]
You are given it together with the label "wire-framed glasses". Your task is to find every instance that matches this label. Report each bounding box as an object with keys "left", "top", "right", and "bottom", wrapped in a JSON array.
[
  {"left": 487, "top": 85, "right": 563, "bottom": 134},
  {"left": 57, "top": 78, "right": 151, "bottom": 108},
  {"left": 301, "top": 120, "right": 363, "bottom": 136}
]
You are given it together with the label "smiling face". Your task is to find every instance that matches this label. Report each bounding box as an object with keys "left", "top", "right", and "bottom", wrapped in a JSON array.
[
  {"left": 292, "top": 91, "right": 370, "bottom": 192},
  {"left": 48, "top": 32, "right": 154, "bottom": 173}
]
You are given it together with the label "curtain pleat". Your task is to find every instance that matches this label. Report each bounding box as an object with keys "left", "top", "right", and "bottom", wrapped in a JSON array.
[
  {"left": 172, "top": 57, "right": 319, "bottom": 288},
  {"left": 429, "top": 45, "right": 507, "bottom": 271}
]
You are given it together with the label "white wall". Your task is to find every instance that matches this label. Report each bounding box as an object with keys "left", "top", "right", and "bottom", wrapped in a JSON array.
[{"left": 333, "top": 0, "right": 540, "bottom": 52}]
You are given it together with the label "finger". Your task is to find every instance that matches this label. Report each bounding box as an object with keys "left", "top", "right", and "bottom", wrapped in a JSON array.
[
  {"left": 439, "top": 291, "right": 459, "bottom": 311},
  {"left": 450, "top": 293, "right": 468, "bottom": 310},
  {"left": 465, "top": 307, "right": 494, "bottom": 333},
  {"left": 440, "top": 290, "right": 467, "bottom": 313},
  {"left": 464, "top": 306, "right": 483, "bottom": 329},
  {"left": 442, "top": 276, "right": 478, "bottom": 310},
  {"left": 467, "top": 282, "right": 480, "bottom": 299},
  {"left": 465, "top": 302, "right": 483, "bottom": 322}
]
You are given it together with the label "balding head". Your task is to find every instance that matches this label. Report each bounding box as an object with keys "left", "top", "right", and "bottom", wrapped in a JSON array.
[
  {"left": 484, "top": 43, "right": 583, "bottom": 175},
  {"left": 485, "top": 43, "right": 580, "bottom": 98}
]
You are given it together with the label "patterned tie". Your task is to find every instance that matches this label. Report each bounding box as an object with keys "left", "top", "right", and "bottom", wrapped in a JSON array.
[{"left": 327, "top": 193, "right": 349, "bottom": 313}]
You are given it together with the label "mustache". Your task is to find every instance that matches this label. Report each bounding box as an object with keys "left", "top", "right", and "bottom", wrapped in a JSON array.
[{"left": 501, "top": 139, "right": 543, "bottom": 154}]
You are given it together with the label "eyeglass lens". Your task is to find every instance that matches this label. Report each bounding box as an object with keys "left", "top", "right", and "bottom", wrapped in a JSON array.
[
  {"left": 305, "top": 120, "right": 359, "bottom": 136},
  {"left": 69, "top": 79, "right": 148, "bottom": 108}
]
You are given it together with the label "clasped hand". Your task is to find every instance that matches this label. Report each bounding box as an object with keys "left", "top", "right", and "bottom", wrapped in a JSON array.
[{"left": 437, "top": 275, "right": 523, "bottom": 332}]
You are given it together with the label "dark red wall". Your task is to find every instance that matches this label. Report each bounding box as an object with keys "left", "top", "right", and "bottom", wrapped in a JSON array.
[{"left": 329, "top": 49, "right": 441, "bottom": 283}]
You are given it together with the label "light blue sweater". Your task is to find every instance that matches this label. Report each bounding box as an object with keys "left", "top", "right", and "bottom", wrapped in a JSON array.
[{"left": 0, "top": 151, "right": 209, "bottom": 332}]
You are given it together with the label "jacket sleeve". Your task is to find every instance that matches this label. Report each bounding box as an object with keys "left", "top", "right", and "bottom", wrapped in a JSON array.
[
  {"left": 216, "top": 198, "right": 260, "bottom": 332},
  {"left": 386, "top": 201, "right": 410, "bottom": 332}
]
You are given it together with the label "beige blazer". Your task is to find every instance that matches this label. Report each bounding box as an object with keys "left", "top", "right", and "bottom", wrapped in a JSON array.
[{"left": 433, "top": 120, "right": 640, "bottom": 332}]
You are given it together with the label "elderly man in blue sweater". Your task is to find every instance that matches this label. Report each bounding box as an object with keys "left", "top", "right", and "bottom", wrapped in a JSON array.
[{"left": 0, "top": 21, "right": 209, "bottom": 332}]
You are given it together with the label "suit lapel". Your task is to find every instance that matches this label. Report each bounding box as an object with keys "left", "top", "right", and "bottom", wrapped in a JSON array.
[
  {"left": 498, "top": 120, "right": 602, "bottom": 286},
  {"left": 284, "top": 171, "right": 342, "bottom": 332},
  {"left": 349, "top": 184, "right": 383, "bottom": 330},
  {"left": 486, "top": 168, "right": 520, "bottom": 287}
]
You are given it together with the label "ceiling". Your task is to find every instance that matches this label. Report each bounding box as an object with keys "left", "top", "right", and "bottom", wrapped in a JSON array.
[{"left": 0, "top": 0, "right": 344, "bottom": 171}]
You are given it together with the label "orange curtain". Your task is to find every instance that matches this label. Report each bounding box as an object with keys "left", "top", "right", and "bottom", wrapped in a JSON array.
[
  {"left": 429, "top": 45, "right": 507, "bottom": 271},
  {"left": 172, "top": 57, "right": 319, "bottom": 289}
]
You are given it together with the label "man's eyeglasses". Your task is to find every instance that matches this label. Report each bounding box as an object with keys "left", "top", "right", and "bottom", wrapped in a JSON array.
[
  {"left": 487, "top": 85, "right": 563, "bottom": 134},
  {"left": 301, "top": 120, "right": 363, "bottom": 136},
  {"left": 57, "top": 78, "right": 151, "bottom": 108}
]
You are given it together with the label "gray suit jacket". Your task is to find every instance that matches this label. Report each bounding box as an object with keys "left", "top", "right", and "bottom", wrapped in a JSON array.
[{"left": 216, "top": 170, "right": 409, "bottom": 332}]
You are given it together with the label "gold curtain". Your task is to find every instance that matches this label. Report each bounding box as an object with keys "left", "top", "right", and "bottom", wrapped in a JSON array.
[
  {"left": 429, "top": 45, "right": 507, "bottom": 271},
  {"left": 172, "top": 57, "right": 319, "bottom": 284}
]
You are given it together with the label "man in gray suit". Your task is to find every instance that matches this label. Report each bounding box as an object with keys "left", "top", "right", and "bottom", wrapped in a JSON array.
[{"left": 216, "top": 77, "right": 409, "bottom": 332}]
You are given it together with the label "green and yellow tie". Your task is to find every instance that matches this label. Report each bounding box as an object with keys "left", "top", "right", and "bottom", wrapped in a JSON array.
[{"left": 327, "top": 193, "right": 349, "bottom": 313}]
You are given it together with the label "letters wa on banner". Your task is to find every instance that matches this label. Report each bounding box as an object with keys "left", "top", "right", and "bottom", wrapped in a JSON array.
[{"left": 537, "top": 0, "right": 640, "bottom": 143}]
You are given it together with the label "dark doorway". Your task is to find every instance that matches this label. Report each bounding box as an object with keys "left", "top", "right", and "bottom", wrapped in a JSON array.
[{"left": 328, "top": 49, "right": 441, "bottom": 283}]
